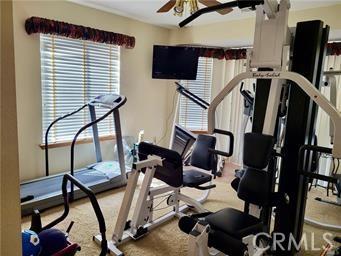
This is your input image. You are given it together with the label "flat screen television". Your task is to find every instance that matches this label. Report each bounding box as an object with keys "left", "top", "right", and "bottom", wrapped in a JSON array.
[{"left": 152, "top": 45, "right": 199, "bottom": 80}]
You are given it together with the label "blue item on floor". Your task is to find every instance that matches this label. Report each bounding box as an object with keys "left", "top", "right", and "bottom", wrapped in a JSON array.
[
  {"left": 38, "top": 228, "right": 68, "bottom": 256},
  {"left": 22, "top": 229, "right": 41, "bottom": 256}
]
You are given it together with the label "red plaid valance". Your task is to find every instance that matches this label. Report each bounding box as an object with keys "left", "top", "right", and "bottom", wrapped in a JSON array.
[
  {"left": 327, "top": 42, "right": 341, "bottom": 56},
  {"left": 25, "top": 16, "right": 135, "bottom": 49},
  {"left": 196, "top": 42, "right": 341, "bottom": 60},
  {"left": 198, "top": 47, "right": 247, "bottom": 60}
]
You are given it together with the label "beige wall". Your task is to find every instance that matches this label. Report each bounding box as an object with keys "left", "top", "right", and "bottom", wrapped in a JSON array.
[
  {"left": 13, "top": 1, "right": 341, "bottom": 182},
  {"left": 0, "top": 1, "right": 2, "bottom": 252},
  {"left": 1, "top": 0, "right": 22, "bottom": 255},
  {"left": 170, "top": 4, "right": 341, "bottom": 46},
  {"left": 13, "top": 0, "right": 173, "bottom": 181}
]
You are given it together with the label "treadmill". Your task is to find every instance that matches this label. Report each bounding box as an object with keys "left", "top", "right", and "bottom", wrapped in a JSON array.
[{"left": 21, "top": 94, "right": 128, "bottom": 216}]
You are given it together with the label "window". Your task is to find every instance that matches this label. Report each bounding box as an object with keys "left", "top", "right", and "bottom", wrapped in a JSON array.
[
  {"left": 179, "top": 57, "right": 213, "bottom": 131},
  {"left": 40, "top": 34, "right": 120, "bottom": 143}
]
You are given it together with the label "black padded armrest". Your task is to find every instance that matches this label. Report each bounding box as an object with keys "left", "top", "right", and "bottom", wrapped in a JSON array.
[{"left": 212, "top": 129, "right": 234, "bottom": 157}]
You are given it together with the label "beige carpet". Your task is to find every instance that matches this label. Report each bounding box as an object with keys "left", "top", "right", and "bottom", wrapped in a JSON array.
[{"left": 22, "top": 170, "right": 340, "bottom": 256}]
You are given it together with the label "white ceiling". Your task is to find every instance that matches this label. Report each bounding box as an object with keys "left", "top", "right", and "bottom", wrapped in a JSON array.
[{"left": 70, "top": 0, "right": 341, "bottom": 28}]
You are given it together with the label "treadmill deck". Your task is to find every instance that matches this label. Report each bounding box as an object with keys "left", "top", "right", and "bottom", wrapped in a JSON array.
[{"left": 21, "top": 161, "right": 128, "bottom": 216}]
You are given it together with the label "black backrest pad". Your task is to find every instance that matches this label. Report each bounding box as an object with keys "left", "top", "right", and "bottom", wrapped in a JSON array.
[
  {"left": 190, "top": 134, "right": 216, "bottom": 171},
  {"left": 138, "top": 142, "right": 183, "bottom": 188},
  {"left": 237, "top": 168, "right": 271, "bottom": 207},
  {"left": 243, "top": 133, "right": 275, "bottom": 169}
]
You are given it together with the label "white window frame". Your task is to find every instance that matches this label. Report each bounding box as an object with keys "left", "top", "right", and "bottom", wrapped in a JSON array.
[
  {"left": 40, "top": 34, "right": 120, "bottom": 144},
  {"left": 178, "top": 57, "right": 213, "bottom": 131}
]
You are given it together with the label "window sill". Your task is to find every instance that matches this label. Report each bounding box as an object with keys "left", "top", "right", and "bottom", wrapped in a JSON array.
[
  {"left": 39, "top": 135, "right": 116, "bottom": 150},
  {"left": 191, "top": 130, "right": 209, "bottom": 135}
]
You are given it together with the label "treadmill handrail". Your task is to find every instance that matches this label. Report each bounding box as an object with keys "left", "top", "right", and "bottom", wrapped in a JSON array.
[
  {"left": 43, "top": 174, "right": 108, "bottom": 256},
  {"left": 69, "top": 96, "right": 127, "bottom": 199},
  {"left": 70, "top": 96, "right": 127, "bottom": 173},
  {"left": 70, "top": 107, "right": 116, "bottom": 176},
  {"left": 45, "top": 104, "right": 88, "bottom": 176}
]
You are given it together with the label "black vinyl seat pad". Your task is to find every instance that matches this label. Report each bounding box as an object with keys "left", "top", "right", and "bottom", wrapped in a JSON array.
[
  {"left": 182, "top": 169, "right": 212, "bottom": 187},
  {"left": 178, "top": 208, "right": 264, "bottom": 256},
  {"left": 205, "top": 208, "right": 263, "bottom": 239}
]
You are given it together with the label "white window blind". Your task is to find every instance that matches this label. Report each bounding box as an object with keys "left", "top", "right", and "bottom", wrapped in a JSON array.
[
  {"left": 179, "top": 57, "right": 213, "bottom": 131},
  {"left": 40, "top": 34, "right": 120, "bottom": 143}
]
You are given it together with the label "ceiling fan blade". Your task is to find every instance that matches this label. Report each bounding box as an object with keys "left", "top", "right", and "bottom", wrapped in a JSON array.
[
  {"left": 157, "top": 0, "right": 177, "bottom": 13},
  {"left": 198, "top": 0, "right": 233, "bottom": 15}
]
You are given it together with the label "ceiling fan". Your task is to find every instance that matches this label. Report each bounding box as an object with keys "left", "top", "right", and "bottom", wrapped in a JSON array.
[{"left": 157, "top": 0, "right": 233, "bottom": 16}]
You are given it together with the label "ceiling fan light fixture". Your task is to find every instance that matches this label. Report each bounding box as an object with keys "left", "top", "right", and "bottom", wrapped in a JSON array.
[
  {"left": 157, "top": 0, "right": 233, "bottom": 17},
  {"left": 174, "top": 0, "right": 185, "bottom": 16},
  {"left": 189, "top": 0, "right": 199, "bottom": 14}
]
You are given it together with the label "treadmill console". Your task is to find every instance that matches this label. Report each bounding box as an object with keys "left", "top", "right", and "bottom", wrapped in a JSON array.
[{"left": 90, "top": 94, "right": 124, "bottom": 109}]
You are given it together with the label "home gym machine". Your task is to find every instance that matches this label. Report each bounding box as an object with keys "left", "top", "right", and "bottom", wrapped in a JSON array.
[
  {"left": 169, "top": 82, "right": 199, "bottom": 159},
  {"left": 21, "top": 94, "right": 127, "bottom": 216},
  {"left": 304, "top": 70, "right": 341, "bottom": 232},
  {"left": 239, "top": 82, "right": 255, "bottom": 141},
  {"left": 315, "top": 69, "right": 340, "bottom": 207},
  {"left": 94, "top": 129, "right": 234, "bottom": 255},
  {"left": 176, "top": 0, "right": 341, "bottom": 256},
  {"left": 234, "top": 82, "right": 255, "bottom": 178},
  {"left": 91, "top": 84, "right": 232, "bottom": 256},
  {"left": 171, "top": 81, "right": 233, "bottom": 176}
]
